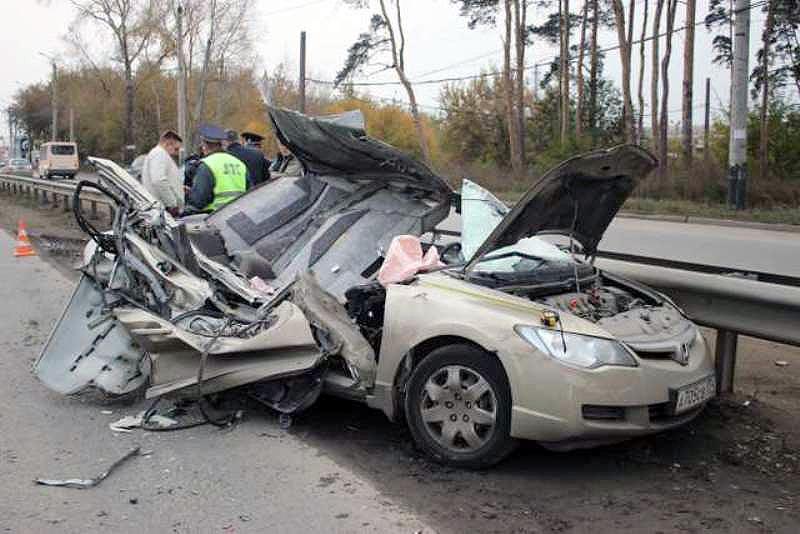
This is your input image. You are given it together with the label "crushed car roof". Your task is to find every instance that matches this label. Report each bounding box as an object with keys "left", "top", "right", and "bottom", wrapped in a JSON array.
[{"left": 268, "top": 107, "right": 452, "bottom": 195}]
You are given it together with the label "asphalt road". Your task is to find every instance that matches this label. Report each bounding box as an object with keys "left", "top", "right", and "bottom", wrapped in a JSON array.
[
  {"left": 438, "top": 212, "right": 800, "bottom": 277},
  {"left": 600, "top": 217, "right": 800, "bottom": 277},
  {"left": 0, "top": 231, "right": 430, "bottom": 534}
]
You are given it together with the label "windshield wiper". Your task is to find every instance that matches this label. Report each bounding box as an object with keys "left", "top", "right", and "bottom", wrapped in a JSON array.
[{"left": 476, "top": 251, "right": 545, "bottom": 264}]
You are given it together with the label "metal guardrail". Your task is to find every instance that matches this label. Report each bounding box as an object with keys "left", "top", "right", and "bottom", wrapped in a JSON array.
[
  {"left": 0, "top": 173, "right": 113, "bottom": 218},
  {"left": 4, "top": 173, "right": 798, "bottom": 394}
]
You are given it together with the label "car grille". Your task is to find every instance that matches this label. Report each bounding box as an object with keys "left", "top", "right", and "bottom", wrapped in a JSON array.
[
  {"left": 634, "top": 350, "right": 675, "bottom": 360},
  {"left": 582, "top": 405, "right": 626, "bottom": 421},
  {"left": 632, "top": 331, "right": 698, "bottom": 362}
]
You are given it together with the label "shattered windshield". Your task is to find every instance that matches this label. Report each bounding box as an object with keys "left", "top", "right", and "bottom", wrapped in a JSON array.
[
  {"left": 460, "top": 178, "right": 572, "bottom": 274},
  {"left": 473, "top": 237, "right": 572, "bottom": 273}
]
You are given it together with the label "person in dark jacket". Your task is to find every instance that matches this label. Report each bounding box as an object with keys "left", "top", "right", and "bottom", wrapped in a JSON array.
[
  {"left": 224, "top": 129, "right": 270, "bottom": 187},
  {"left": 183, "top": 153, "right": 202, "bottom": 189}
]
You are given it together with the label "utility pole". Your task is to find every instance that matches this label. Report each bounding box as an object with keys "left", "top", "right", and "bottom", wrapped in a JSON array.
[
  {"left": 704, "top": 77, "right": 710, "bottom": 163},
  {"left": 681, "top": 0, "right": 696, "bottom": 172},
  {"left": 299, "top": 31, "right": 307, "bottom": 114},
  {"left": 7, "top": 111, "right": 14, "bottom": 158},
  {"left": 50, "top": 61, "right": 58, "bottom": 141},
  {"left": 728, "top": 0, "right": 750, "bottom": 210},
  {"left": 69, "top": 108, "right": 75, "bottom": 143},
  {"left": 176, "top": 3, "right": 188, "bottom": 164}
]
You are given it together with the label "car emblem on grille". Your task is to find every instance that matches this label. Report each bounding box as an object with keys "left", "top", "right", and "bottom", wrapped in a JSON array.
[{"left": 673, "top": 343, "right": 690, "bottom": 366}]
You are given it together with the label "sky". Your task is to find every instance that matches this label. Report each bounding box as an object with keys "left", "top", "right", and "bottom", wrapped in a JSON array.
[{"left": 0, "top": 0, "right": 775, "bottom": 144}]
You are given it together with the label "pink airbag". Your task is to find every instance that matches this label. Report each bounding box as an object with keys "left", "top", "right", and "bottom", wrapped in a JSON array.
[{"left": 378, "top": 235, "right": 443, "bottom": 286}]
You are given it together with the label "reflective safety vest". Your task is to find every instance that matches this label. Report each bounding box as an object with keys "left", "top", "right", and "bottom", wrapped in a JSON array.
[{"left": 201, "top": 152, "right": 247, "bottom": 212}]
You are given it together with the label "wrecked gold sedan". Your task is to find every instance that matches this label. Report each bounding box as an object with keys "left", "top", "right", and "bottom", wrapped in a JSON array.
[{"left": 35, "top": 109, "right": 715, "bottom": 467}]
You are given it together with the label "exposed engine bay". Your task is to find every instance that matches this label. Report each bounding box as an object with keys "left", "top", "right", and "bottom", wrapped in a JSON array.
[
  {"left": 536, "top": 284, "right": 646, "bottom": 322},
  {"left": 490, "top": 267, "right": 694, "bottom": 348}
]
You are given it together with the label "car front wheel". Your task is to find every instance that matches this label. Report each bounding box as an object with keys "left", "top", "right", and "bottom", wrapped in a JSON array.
[{"left": 404, "top": 344, "right": 516, "bottom": 468}]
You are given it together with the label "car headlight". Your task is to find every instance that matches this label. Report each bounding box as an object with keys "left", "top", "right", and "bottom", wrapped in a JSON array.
[{"left": 514, "top": 325, "right": 638, "bottom": 369}]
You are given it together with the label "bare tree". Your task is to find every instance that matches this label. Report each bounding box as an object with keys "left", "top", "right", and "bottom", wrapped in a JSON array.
[
  {"left": 193, "top": 0, "right": 218, "bottom": 136},
  {"left": 513, "top": 0, "right": 527, "bottom": 171},
  {"left": 575, "top": 0, "right": 589, "bottom": 139},
  {"left": 611, "top": 0, "right": 635, "bottom": 142},
  {"left": 651, "top": 0, "right": 666, "bottom": 156},
  {"left": 503, "top": 0, "right": 522, "bottom": 174},
  {"left": 452, "top": 0, "right": 526, "bottom": 175},
  {"left": 637, "top": 0, "right": 649, "bottom": 145},
  {"left": 559, "top": 0, "right": 570, "bottom": 144},
  {"left": 172, "top": 0, "right": 252, "bottom": 143},
  {"left": 659, "top": 0, "right": 679, "bottom": 179},
  {"left": 759, "top": 0, "right": 776, "bottom": 182},
  {"left": 337, "top": 0, "right": 431, "bottom": 163},
  {"left": 588, "top": 0, "right": 600, "bottom": 136},
  {"left": 68, "top": 0, "right": 160, "bottom": 161},
  {"left": 682, "top": 0, "right": 696, "bottom": 172}
]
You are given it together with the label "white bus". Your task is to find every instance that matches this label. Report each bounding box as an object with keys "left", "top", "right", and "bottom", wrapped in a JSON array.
[{"left": 38, "top": 142, "right": 79, "bottom": 180}]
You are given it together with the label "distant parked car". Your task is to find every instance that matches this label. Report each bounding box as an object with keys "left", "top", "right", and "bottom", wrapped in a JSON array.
[
  {"left": 2, "top": 158, "right": 33, "bottom": 175},
  {"left": 38, "top": 142, "right": 79, "bottom": 179}
]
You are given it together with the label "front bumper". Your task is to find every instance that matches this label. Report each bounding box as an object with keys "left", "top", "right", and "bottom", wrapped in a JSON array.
[{"left": 506, "top": 330, "right": 714, "bottom": 446}]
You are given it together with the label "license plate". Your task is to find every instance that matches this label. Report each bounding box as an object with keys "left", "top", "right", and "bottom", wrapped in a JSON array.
[{"left": 672, "top": 375, "right": 716, "bottom": 414}]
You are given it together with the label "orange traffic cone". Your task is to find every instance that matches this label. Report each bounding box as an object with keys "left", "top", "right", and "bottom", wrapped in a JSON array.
[{"left": 14, "top": 219, "right": 36, "bottom": 257}]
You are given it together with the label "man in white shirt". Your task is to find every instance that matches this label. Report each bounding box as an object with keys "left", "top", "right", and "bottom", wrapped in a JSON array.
[{"left": 141, "top": 130, "right": 184, "bottom": 215}]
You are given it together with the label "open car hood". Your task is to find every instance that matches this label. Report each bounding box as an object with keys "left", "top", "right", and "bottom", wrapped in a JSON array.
[
  {"left": 268, "top": 107, "right": 452, "bottom": 195},
  {"left": 465, "top": 145, "right": 656, "bottom": 271}
]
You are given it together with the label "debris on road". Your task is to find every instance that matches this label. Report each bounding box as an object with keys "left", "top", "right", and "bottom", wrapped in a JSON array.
[
  {"left": 34, "top": 446, "right": 143, "bottom": 489},
  {"left": 775, "top": 360, "right": 789, "bottom": 367},
  {"left": 109, "top": 398, "right": 244, "bottom": 433},
  {"left": 110, "top": 412, "right": 177, "bottom": 433}
]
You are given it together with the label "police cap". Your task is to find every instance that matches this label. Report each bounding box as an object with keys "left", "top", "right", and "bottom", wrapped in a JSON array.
[
  {"left": 241, "top": 131, "right": 265, "bottom": 144},
  {"left": 198, "top": 123, "right": 226, "bottom": 143}
]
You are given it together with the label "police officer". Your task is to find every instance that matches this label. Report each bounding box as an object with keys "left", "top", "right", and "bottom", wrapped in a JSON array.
[
  {"left": 224, "top": 129, "right": 270, "bottom": 187},
  {"left": 185, "top": 124, "right": 248, "bottom": 213},
  {"left": 242, "top": 131, "right": 265, "bottom": 149}
]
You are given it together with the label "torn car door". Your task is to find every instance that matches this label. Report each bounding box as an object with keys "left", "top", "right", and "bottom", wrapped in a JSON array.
[{"left": 35, "top": 275, "right": 150, "bottom": 396}]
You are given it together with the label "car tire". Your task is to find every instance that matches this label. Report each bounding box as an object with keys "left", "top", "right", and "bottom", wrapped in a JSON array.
[{"left": 404, "top": 344, "right": 517, "bottom": 468}]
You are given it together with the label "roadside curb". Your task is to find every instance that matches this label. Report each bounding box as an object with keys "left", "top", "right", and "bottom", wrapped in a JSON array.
[{"left": 617, "top": 211, "right": 800, "bottom": 234}]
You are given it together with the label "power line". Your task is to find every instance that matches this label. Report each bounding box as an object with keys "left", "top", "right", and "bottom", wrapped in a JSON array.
[
  {"left": 263, "top": 0, "right": 332, "bottom": 16},
  {"left": 412, "top": 48, "right": 503, "bottom": 79}
]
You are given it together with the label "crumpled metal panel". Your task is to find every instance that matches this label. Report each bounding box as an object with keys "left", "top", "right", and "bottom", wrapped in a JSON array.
[
  {"left": 111, "top": 301, "right": 323, "bottom": 398},
  {"left": 292, "top": 272, "right": 376, "bottom": 388},
  {"left": 34, "top": 275, "right": 150, "bottom": 396}
]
